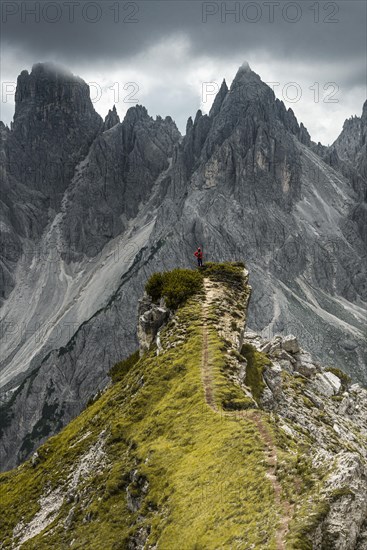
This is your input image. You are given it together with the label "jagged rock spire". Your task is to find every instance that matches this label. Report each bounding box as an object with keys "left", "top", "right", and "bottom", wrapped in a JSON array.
[
  {"left": 186, "top": 116, "right": 193, "bottom": 135},
  {"left": 103, "top": 105, "right": 120, "bottom": 131},
  {"left": 209, "top": 79, "right": 229, "bottom": 118}
]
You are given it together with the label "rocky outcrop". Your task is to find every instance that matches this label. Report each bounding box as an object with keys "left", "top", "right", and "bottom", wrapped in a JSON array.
[
  {"left": 137, "top": 294, "right": 170, "bottom": 355},
  {"left": 282, "top": 334, "right": 300, "bottom": 354},
  {"left": 326, "top": 100, "right": 367, "bottom": 201},
  {"left": 331, "top": 104, "right": 365, "bottom": 165},
  {"left": 237, "top": 330, "right": 367, "bottom": 549},
  {"left": 0, "top": 68, "right": 181, "bottom": 471}
]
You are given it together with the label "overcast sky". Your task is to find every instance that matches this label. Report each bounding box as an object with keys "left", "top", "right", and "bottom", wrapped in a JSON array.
[{"left": 1, "top": 0, "right": 366, "bottom": 144}]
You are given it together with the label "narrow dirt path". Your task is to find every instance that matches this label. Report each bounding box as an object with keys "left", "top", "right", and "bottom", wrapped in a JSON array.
[
  {"left": 200, "top": 278, "right": 292, "bottom": 550},
  {"left": 248, "top": 412, "right": 294, "bottom": 550}
]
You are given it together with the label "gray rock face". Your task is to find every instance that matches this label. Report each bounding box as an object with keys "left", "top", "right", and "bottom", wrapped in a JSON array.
[
  {"left": 153, "top": 64, "right": 366, "bottom": 384},
  {"left": 325, "top": 100, "right": 367, "bottom": 245},
  {"left": 331, "top": 100, "right": 367, "bottom": 179},
  {"left": 0, "top": 62, "right": 366, "bottom": 472},
  {"left": 312, "top": 373, "right": 340, "bottom": 398},
  {"left": 263, "top": 363, "right": 283, "bottom": 399},
  {"left": 60, "top": 105, "right": 180, "bottom": 261},
  {"left": 0, "top": 63, "right": 102, "bottom": 303},
  {"left": 10, "top": 62, "right": 102, "bottom": 202}
]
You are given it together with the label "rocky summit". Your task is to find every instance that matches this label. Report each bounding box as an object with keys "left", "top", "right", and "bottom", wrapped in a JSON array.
[
  {"left": 0, "top": 264, "right": 366, "bottom": 549},
  {"left": 0, "top": 62, "right": 366, "bottom": 475}
]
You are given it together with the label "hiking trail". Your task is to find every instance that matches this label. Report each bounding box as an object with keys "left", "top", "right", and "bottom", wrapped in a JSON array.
[{"left": 200, "top": 278, "right": 293, "bottom": 550}]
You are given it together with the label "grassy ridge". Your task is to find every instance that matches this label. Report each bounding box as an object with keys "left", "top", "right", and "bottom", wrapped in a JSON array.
[
  {"left": 0, "top": 296, "right": 280, "bottom": 549},
  {"left": 144, "top": 262, "right": 245, "bottom": 310},
  {"left": 0, "top": 263, "right": 328, "bottom": 549}
]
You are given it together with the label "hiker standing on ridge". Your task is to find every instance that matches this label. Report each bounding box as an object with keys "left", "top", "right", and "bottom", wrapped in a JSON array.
[{"left": 194, "top": 247, "right": 203, "bottom": 268}]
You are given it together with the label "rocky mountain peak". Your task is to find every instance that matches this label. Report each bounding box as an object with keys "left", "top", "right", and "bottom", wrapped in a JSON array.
[
  {"left": 185, "top": 116, "right": 193, "bottom": 135},
  {"left": 229, "top": 61, "right": 263, "bottom": 94},
  {"left": 215, "top": 64, "right": 311, "bottom": 148},
  {"left": 3, "top": 62, "right": 102, "bottom": 222},
  {"left": 209, "top": 78, "right": 229, "bottom": 117},
  {"left": 362, "top": 99, "right": 367, "bottom": 114},
  {"left": 331, "top": 105, "right": 364, "bottom": 163},
  {"left": 13, "top": 62, "right": 97, "bottom": 128},
  {"left": 124, "top": 104, "right": 150, "bottom": 125},
  {"left": 180, "top": 62, "right": 309, "bottom": 203},
  {"left": 234, "top": 60, "right": 252, "bottom": 76},
  {"left": 361, "top": 99, "right": 367, "bottom": 139}
]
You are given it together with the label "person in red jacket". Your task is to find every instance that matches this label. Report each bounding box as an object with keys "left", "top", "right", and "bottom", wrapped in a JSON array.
[{"left": 194, "top": 247, "right": 203, "bottom": 267}]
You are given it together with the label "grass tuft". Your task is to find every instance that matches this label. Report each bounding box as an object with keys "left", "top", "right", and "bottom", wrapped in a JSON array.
[{"left": 145, "top": 268, "right": 203, "bottom": 310}]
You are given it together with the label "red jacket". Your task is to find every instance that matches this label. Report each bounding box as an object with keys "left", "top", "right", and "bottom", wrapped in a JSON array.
[{"left": 194, "top": 249, "right": 203, "bottom": 259}]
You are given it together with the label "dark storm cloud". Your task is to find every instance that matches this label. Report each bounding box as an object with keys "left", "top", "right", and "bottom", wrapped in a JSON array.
[
  {"left": 1, "top": 0, "right": 366, "bottom": 67},
  {"left": 1, "top": 0, "right": 366, "bottom": 144}
]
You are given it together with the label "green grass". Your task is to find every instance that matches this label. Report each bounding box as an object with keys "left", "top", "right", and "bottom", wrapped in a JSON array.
[
  {"left": 241, "top": 343, "right": 271, "bottom": 402},
  {"left": 0, "top": 294, "right": 279, "bottom": 549},
  {"left": 286, "top": 499, "right": 331, "bottom": 549},
  {"left": 145, "top": 268, "right": 204, "bottom": 310},
  {"left": 145, "top": 263, "right": 246, "bottom": 311},
  {"left": 202, "top": 261, "right": 246, "bottom": 287},
  {"left": 109, "top": 350, "right": 140, "bottom": 383}
]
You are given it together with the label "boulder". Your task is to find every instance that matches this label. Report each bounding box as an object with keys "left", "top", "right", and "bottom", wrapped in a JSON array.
[
  {"left": 312, "top": 373, "right": 337, "bottom": 397},
  {"left": 296, "top": 351, "right": 314, "bottom": 365},
  {"left": 259, "top": 341, "right": 272, "bottom": 354},
  {"left": 294, "top": 362, "right": 317, "bottom": 378},
  {"left": 278, "top": 349, "right": 297, "bottom": 364},
  {"left": 282, "top": 334, "right": 300, "bottom": 354},
  {"left": 269, "top": 341, "right": 282, "bottom": 355},
  {"left": 294, "top": 351, "right": 319, "bottom": 378},
  {"left": 263, "top": 363, "right": 283, "bottom": 398},
  {"left": 324, "top": 371, "right": 342, "bottom": 394}
]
